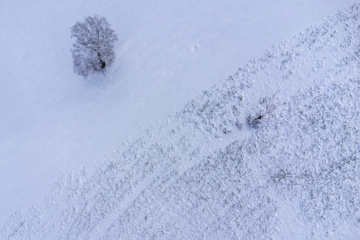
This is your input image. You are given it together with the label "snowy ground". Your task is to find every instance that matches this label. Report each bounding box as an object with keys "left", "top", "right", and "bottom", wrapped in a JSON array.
[
  {"left": 2, "top": 2, "right": 360, "bottom": 239},
  {"left": 0, "top": 0, "right": 355, "bottom": 218}
]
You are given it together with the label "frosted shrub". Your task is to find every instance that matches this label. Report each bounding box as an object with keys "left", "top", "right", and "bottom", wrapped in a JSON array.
[
  {"left": 247, "top": 95, "right": 277, "bottom": 129},
  {"left": 247, "top": 111, "right": 265, "bottom": 129},
  {"left": 71, "top": 15, "right": 118, "bottom": 77}
]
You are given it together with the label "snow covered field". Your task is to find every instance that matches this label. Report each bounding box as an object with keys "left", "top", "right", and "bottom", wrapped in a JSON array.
[{"left": 1, "top": 0, "right": 360, "bottom": 239}]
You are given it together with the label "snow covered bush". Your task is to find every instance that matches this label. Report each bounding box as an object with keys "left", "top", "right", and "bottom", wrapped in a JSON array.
[
  {"left": 247, "top": 96, "right": 277, "bottom": 129},
  {"left": 70, "top": 15, "right": 118, "bottom": 77},
  {"left": 247, "top": 111, "right": 264, "bottom": 129}
]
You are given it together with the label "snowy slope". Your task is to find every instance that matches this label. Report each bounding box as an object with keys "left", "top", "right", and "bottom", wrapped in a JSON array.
[
  {"left": 2, "top": 3, "right": 360, "bottom": 239},
  {"left": 0, "top": 0, "right": 356, "bottom": 218}
]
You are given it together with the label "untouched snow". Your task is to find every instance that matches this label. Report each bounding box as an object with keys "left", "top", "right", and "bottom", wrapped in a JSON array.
[
  {"left": 2, "top": 2, "right": 360, "bottom": 239},
  {"left": 0, "top": 0, "right": 356, "bottom": 218}
]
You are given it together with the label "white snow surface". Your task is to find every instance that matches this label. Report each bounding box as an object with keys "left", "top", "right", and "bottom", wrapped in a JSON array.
[
  {"left": 0, "top": 0, "right": 355, "bottom": 216},
  {"left": 1, "top": 0, "right": 360, "bottom": 239}
]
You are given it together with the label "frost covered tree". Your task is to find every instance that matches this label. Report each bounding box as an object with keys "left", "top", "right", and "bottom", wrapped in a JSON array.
[{"left": 71, "top": 15, "right": 118, "bottom": 77}]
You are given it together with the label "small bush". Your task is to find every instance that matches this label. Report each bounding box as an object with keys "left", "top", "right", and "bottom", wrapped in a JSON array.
[
  {"left": 247, "top": 95, "right": 277, "bottom": 129},
  {"left": 247, "top": 111, "right": 265, "bottom": 129}
]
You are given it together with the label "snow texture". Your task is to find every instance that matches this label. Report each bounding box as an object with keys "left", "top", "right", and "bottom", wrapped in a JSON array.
[
  {"left": 2, "top": 2, "right": 360, "bottom": 240},
  {"left": 0, "top": 0, "right": 355, "bottom": 218}
]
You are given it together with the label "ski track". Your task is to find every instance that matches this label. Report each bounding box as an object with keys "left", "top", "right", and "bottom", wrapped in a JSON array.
[{"left": 2, "top": 3, "right": 360, "bottom": 239}]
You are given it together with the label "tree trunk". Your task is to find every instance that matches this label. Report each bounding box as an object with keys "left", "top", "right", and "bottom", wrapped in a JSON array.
[{"left": 97, "top": 52, "right": 106, "bottom": 69}]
